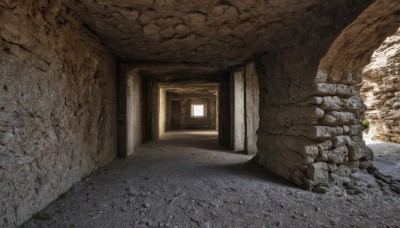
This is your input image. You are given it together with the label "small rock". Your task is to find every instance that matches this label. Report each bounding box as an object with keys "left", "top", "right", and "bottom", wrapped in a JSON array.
[
  {"left": 330, "top": 218, "right": 339, "bottom": 226},
  {"left": 376, "top": 179, "right": 389, "bottom": 187},
  {"left": 367, "top": 183, "right": 378, "bottom": 189},
  {"left": 353, "top": 187, "right": 364, "bottom": 195},
  {"left": 203, "top": 221, "right": 211, "bottom": 228},
  {"left": 199, "top": 201, "right": 207, "bottom": 208},
  {"left": 367, "top": 165, "right": 378, "bottom": 174},
  {"left": 346, "top": 189, "right": 355, "bottom": 195},
  {"left": 345, "top": 184, "right": 356, "bottom": 190},
  {"left": 143, "top": 203, "right": 150, "bottom": 208},
  {"left": 336, "top": 192, "right": 344, "bottom": 197},
  {"left": 312, "top": 186, "right": 328, "bottom": 194},
  {"left": 374, "top": 171, "right": 392, "bottom": 184},
  {"left": 391, "top": 183, "right": 400, "bottom": 194},
  {"left": 359, "top": 161, "right": 373, "bottom": 169}
]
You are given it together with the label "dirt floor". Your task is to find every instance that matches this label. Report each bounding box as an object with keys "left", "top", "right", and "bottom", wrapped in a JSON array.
[
  {"left": 22, "top": 131, "right": 400, "bottom": 227},
  {"left": 366, "top": 140, "right": 400, "bottom": 182}
]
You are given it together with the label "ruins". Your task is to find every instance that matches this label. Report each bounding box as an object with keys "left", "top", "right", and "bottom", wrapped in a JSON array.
[{"left": 1, "top": 0, "right": 400, "bottom": 226}]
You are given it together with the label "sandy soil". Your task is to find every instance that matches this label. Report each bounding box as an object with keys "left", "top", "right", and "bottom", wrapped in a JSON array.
[{"left": 22, "top": 131, "right": 400, "bottom": 227}]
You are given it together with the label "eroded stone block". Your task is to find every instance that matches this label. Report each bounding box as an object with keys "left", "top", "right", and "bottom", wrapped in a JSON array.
[
  {"left": 322, "top": 111, "right": 356, "bottom": 125},
  {"left": 347, "top": 141, "right": 371, "bottom": 161},
  {"left": 327, "top": 146, "right": 348, "bottom": 164},
  {"left": 321, "top": 96, "right": 342, "bottom": 110},
  {"left": 306, "top": 162, "right": 329, "bottom": 184}
]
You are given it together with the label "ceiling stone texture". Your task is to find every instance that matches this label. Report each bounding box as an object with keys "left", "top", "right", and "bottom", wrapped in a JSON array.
[{"left": 68, "top": 0, "right": 370, "bottom": 68}]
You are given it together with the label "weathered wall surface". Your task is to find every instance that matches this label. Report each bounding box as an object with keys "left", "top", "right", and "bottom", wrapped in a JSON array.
[
  {"left": 245, "top": 63, "right": 260, "bottom": 155},
  {"left": 159, "top": 89, "right": 167, "bottom": 137},
  {"left": 362, "top": 29, "right": 400, "bottom": 143},
  {"left": 131, "top": 72, "right": 144, "bottom": 153},
  {"left": 231, "top": 70, "right": 245, "bottom": 152},
  {"left": 0, "top": 1, "right": 117, "bottom": 226},
  {"left": 118, "top": 67, "right": 143, "bottom": 157},
  {"left": 209, "top": 96, "right": 217, "bottom": 130},
  {"left": 255, "top": 46, "right": 375, "bottom": 191}
]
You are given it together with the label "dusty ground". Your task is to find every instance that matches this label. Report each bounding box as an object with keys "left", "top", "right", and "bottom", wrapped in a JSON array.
[
  {"left": 366, "top": 140, "right": 400, "bottom": 181},
  {"left": 22, "top": 131, "right": 400, "bottom": 227}
]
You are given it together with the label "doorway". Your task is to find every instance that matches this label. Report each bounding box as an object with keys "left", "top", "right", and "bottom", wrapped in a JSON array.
[{"left": 171, "top": 100, "right": 181, "bottom": 129}]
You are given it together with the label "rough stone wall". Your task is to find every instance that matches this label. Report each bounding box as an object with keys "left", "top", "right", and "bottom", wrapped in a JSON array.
[
  {"left": 131, "top": 72, "right": 144, "bottom": 152},
  {"left": 118, "top": 67, "right": 144, "bottom": 157},
  {"left": 159, "top": 88, "right": 167, "bottom": 137},
  {"left": 362, "top": 29, "right": 400, "bottom": 143},
  {"left": 231, "top": 70, "right": 245, "bottom": 152},
  {"left": 209, "top": 97, "right": 217, "bottom": 130},
  {"left": 147, "top": 79, "right": 160, "bottom": 141},
  {"left": 244, "top": 63, "right": 260, "bottom": 155},
  {"left": 0, "top": 1, "right": 117, "bottom": 226},
  {"left": 254, "top": 48, "right": 372, "bottom": 191}
]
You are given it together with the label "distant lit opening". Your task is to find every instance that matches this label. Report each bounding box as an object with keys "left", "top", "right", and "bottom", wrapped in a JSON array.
[{"left": 191, "top": 104, "right": 205, "bottom": 117}]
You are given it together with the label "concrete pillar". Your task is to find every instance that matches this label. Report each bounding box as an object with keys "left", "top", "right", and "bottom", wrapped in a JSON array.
[
  {"left": 244, "top": 63, "right": 260, "bottom": 155},
  {"left": 216, "top": 93, "right": 219, "bottom": 131},
  {"left": 231, "top": 69, "right": 245, "bottom": 152},
  {"left": 150, "top": 80, "right": 160, "bottom": 140},
  {"left": 158, "top": 88, "right": 167, "bottom": 138},
  {"left": 126, "top": 74, "right": 135, "bottom": 156},
  {"left": 218, "top": 74, "right": 232, "bottom": 146},
  {"left": 119, "top": 68, "right": 143, "bottom": 158}
]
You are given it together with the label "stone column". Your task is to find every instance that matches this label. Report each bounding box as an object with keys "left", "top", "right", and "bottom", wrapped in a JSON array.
[
  {"left": 254, "top": 47, "right": 372, "bottom": 190},
  {"left": 253, "top": 0, "right": 400, "bottom": 191},
  {"left": 244, "top": 63, "right": 260, "bottom": 155},
  {"left": 231, "top": 69, "right": 245, "bottom": 152},
  {"left": 118, "top": 66, "right": 144, "bottom": 158}
]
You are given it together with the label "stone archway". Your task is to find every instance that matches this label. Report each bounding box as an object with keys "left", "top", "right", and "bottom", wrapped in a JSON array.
[{"left": 254, "top": 0, "right": 400, "bottom": 191}]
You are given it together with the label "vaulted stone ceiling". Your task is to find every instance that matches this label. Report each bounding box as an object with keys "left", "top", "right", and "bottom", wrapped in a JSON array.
[{"left": 68, "top": 0, "right": 371, "bottom": 68}]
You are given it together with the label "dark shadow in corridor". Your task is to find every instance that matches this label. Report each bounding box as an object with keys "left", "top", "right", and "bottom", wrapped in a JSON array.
[
  {"left": 156, "top": 130, "right": 291, "bottom": 186},
  {"left": 158, "top": 130, "right": 230, "bottom": 152}
]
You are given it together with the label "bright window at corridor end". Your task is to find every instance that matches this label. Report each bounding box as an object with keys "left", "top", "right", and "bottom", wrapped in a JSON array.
[{"left": 191, "top": 104, "right": 205, "bottom": 117}]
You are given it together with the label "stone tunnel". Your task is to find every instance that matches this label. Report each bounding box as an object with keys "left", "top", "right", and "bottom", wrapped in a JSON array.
[{"left": 1, "top": 0, "right": 400, "bottom": 226}]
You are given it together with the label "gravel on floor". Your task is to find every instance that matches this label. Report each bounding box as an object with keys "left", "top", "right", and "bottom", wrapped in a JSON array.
[{"left": 22, "top": 131, "right": 400, "bottom": 227}]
